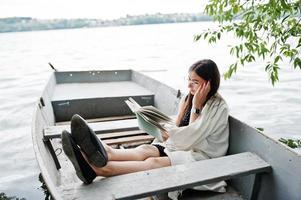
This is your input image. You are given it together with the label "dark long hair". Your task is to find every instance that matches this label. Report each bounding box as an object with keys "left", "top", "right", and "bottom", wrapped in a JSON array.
[{"left": 178, "top": 59, "right": 220, "bottom": 124}]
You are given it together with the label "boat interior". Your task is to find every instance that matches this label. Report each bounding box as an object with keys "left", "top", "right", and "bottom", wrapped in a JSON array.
[{"left": 32, "top": 70, "right": 300, "bottom": 200}]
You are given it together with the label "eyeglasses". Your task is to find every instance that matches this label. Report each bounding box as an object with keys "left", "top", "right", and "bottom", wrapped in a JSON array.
[{"left": 186, "top": 77, "right": 199, "bottom": 85}]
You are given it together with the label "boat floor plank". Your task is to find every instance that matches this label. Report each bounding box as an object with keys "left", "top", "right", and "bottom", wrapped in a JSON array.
[
  {"left": 154, "top": 186, "right": 244, "bottom": 200},
  {"left": 103, "top": 135, "right": 154, "bottom": 145},
  {"left": 100, "top": 130, "right": 147, "bottom": 139},
  {"left": 44, "top": 118, "right": 139, "bottom": 139}
]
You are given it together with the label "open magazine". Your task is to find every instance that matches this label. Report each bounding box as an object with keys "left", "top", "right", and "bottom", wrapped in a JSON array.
[{"left": 125, "top": 97, "right": 174, "bottom": 142}]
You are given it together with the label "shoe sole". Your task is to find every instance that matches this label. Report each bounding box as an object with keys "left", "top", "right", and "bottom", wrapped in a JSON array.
[
  {"left": 71, "top": 115, "right": 107, "bottom": 167},
  {"left": 61, "top": 131, "right": 89, "bottom": 184}
]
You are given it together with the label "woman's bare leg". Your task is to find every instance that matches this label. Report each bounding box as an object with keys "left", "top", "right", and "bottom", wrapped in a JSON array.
[
  {"left": 103, "top": 143, "right": 161, "bottom": 161},
  {"left": 81, "top": 143, "right": 170, "bottom": 177},
  {"left": 91, "top": 157, "right": 171, "bottom": 177}
]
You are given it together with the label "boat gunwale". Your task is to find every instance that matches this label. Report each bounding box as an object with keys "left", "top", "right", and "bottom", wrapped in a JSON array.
[
  {"left": 230, "top": 116, "right": 301, "bottom": 157},
  {"left": 31, "top": 100, "right": 63, "bottom": 200}
]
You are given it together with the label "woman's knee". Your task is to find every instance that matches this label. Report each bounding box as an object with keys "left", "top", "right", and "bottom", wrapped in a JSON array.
[
  {"left": 137, "top": 144, "right": 159, "bottom": 156},
  {"left": 137, "top": 144, "right": 153, "bottom": 150},
  {"left": 144, "top": 157, "right": 170, "bottom": 169}
]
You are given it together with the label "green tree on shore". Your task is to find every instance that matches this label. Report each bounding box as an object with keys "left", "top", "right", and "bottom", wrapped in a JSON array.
[{"left": 195, "top": 0, "right": 301, "bottom": 85}]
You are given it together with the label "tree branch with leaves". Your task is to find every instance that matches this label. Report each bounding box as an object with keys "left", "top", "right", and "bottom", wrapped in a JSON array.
[{"left": 195, "top": 0, "right": 301, "bottom": 85}]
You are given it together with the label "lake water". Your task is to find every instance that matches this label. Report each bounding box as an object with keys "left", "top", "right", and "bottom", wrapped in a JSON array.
[{"left": 0, "top": 22, "right": 300, "bottom": 199}]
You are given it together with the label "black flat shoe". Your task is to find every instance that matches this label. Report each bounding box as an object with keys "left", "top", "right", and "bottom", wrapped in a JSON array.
[
  {"left": 71, "top": 114, "right": 108, "bottom": 167},
  {"left": 61, "top": 130, "right": 96, "bottom": 184}
]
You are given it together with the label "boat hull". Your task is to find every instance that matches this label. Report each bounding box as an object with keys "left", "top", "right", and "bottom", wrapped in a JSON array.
[{"left": 32, "top": 70, "right": 301, "bottom": 200}]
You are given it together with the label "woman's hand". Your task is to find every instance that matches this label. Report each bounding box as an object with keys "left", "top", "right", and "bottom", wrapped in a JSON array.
[
  {"left": 192, "top": 81, "right": 211, "bottom": 109},
  {"left": 161, "top": 130, "right": 170, "bottom": 141}
]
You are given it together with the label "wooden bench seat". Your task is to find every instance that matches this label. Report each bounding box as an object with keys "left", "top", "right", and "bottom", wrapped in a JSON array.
[
  {"left": 55, "top": 115, "right": 136, "bottom": 126},
  {"left": 66, "top": 152, "right": 270, "bottom": 200}
]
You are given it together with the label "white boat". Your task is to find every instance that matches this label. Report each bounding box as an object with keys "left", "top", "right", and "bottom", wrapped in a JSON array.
[{"left": 32, "top": 69, "right": 300, "bottom": 200}]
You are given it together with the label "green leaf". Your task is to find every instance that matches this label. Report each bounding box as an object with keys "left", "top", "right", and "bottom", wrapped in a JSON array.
[
  {"left": 279, "top": 138, "right": 300, "bottom": 149},
  {"left": 297, "top": 38, "right": 301, "bottom": 48},
  {"left": 240, "top": 58, "right": 244, "bottom": 65},
  {"left": 230, "top": 47, "right": 234, "bottom": 55},
  {"left": 256, "top": 127, "right": 264, "bottom": 132},
  {"left": 224, "top": 62, "right": 238, "bottom": 80},
  {"left": 194, "top": 34, "right": 201, "bottom": 41},
  {"left": 235, "top": 46, "right": 239, "bottom": 57},
  {"left": 294, "top": 58, "right": 301, "bottom": 69},
  {"left": 281, "top": 15, "right": 290, "bottom": 23},
  {"left": 274, "top": 55, "right": 282, "bottom": 63}
]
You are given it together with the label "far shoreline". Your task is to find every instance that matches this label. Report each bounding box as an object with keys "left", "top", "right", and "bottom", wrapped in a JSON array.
[
  {"left": 0, "top": 13, "right": 212, "bottom": 34},
  {"left": 0, "top": 21, "right": 211, "bottom": 35}
]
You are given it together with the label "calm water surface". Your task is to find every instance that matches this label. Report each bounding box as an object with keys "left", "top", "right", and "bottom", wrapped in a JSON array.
[{"left": 0, "top": 22, "right": 300, "bottom": 199}]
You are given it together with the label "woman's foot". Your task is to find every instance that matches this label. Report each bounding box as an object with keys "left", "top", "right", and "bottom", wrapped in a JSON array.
[
  {"left": 71, "top": 114, "right": 108, "bottom": 167},
  {"left": 61, "top": 130, "right": 96, "bottom": 184}
]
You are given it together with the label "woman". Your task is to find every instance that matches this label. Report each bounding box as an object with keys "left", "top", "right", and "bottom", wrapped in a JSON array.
[{"left": 62, "top": 59, "right": 229, "bottom": 193}]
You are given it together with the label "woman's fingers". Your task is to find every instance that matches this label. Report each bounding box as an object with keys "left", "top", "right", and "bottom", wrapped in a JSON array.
[
  {"left": 196, "top": 83, "right": 205, "bottom": 95},
  {"left": 199, "top": 82, "right": 207, "bottom": 95},
  {"left": 196, "top": 83, "right": 203, "bottom": 93},
  {"left": 205, "top": 81, "right": 211, "bottom": 93}
]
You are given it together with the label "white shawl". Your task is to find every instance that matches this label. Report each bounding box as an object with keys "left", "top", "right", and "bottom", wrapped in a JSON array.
[
  {"left": 165, "top": 93, "right": 229, "bottom": 162},
  {"left": 154, "top": 94, "right": 229, "bottom": 198}
]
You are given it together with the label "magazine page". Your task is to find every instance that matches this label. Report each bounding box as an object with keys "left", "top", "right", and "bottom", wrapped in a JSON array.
[
  {"left": 125, "top": 97, "right": 175, "bottom": 142},
  {"left": 140, "top": 106, "right": 173, "bottom": 122},
  {"left": 128, "top": 97, "right": 141, "bottom": 109},
  {"left": 139, "top": 107, "right": 173, "bottom": 124},
  {"left": 124, "top": 99, "right": 140, "bottom": 113},
  {"left": 136, "top": 113, "right": 164, "bottom": 142}
]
